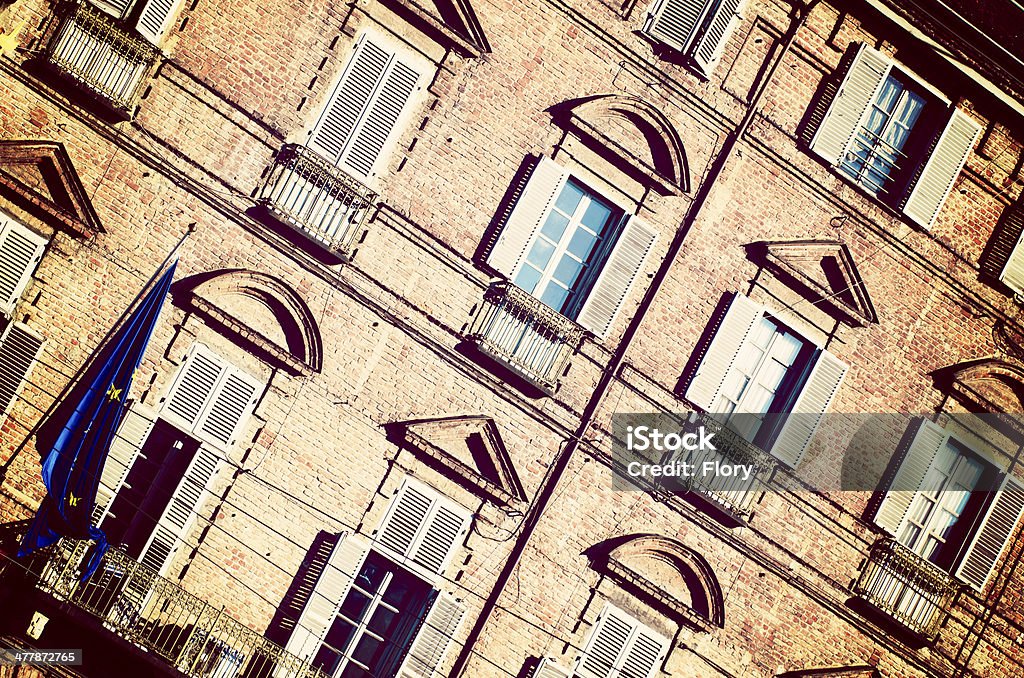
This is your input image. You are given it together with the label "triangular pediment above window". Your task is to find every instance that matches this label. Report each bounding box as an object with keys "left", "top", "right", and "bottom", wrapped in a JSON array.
[
  {"left": 387, "top": 415, "right": 524, "bottom": 505},
  {"left": 751, "top": 240, "right": 877, "bottom": 326},
  {"left": 0, "top": 140, "right": 102, "bottom": 237},
  {"left": 383, "top": 0, "right": 489, "bottom": 56}
]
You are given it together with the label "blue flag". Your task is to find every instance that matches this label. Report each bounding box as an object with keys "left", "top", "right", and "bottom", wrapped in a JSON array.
[{"left": 19, "top": 261, "right": 177, "bottom": 579}]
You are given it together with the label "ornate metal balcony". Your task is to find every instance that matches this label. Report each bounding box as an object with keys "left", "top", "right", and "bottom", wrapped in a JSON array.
[
  {"left": 853, "top": 537, "right": 960, "bottom": 639},
  {"left": 44, "top": 0, "right": 159, "bottom": 115},
  {"left": 466, "top": 281, "right": 583, "bottom": 391},
  {"left": 27, "top": 538, "right": 328, "bottom": 678},
  {"left": 257, "top": 144, "right": 378, "bottom": 256},
  {"left": 677, "top": 413, "right": 774, "bottom": 519}
]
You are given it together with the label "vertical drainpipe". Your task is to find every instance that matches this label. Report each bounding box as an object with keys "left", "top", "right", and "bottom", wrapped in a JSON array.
[{"left": 450, "top": 1, "right": 820, "bottom": 675}]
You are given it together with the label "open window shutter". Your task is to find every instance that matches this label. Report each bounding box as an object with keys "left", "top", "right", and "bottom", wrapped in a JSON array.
[
  {"left": 992, "top": 204, "right": 1024, "bottom": 294},
  {"left": 684, "top": 292, "right": 763, "bottom": 410},
  {"left": 619, "top": 627, "right": 668, "bottom": 678},
  {"left": 95, "top": 403, "right": 157, "bottom": 522},
  {"left": 690, "top": 0, "right": 742, "bottom": 76},
  {"left": 137, "top": 0, "right": 182, "bottom": 43},
  {"left": 397, "top": 592, "right": 466, "bottom": 678},
  {"left": 0, "top": 219, "right": 47, "bottom": 313},
  {"left": 644, "top": 0, "right": 708, "bottom": 53},
  {"left": 195, "top": 370, "right": 261, "bottom": 450},
  {"left": 770, "top": 349, "right": 848, "bottom": 467},
  {"left": 486, "top": 157, "right": 570, "bottom": 278},
  {"left": 0, "top": 322, "right": 44, "bottom": 419},
  {"left": 139, "top": 446, "right": 219, "bottom": 574},
  {"left": 956, "top": 476, "right": 1024, "bottom": 591},
  {"left": 163, "top": 347, "right": 227, "bottom": 429},
  {"left": 809, "top": 44, "right": 891, "bottom": 166},
  {"left": 341, "top": 58, "right": 421, "bottom": 178},
  {"left": 577, "top": 607, "right": 634, "bottom": 678},
  {"left": 286, "top": 533, "right": 371, "bottom": 662},
  {"left": 873, "top": 418, "right": 947, "bottom": 535},
  {"left": 532, "top": 658, "right": 572, "bottom": 678},
  {"left": 94, "top": 0, "right": 133, "bottom": 19},
  {"left": 576, "top": 216, "right": 657, "bottom": 339},
  {"left": 309, "top": 39, "right": 392, "bottom": 166},
  {"left": 902, "top": 109, "right": 981, "bottom": 229}
]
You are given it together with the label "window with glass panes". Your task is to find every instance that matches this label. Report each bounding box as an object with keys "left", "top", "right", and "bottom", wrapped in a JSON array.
[
  {"left": 711, "top": 316, "right": 814, "bottom": 446},
  {"left": 897, "top": 440, "right": 994, "bottom": 571},
  {"left": 840, "top": 74, "right": 926, "bottom": 196},
  {"left": 312, "top": 552, "right": 431, "bottom": 678},
  {"left": 512, "top": 179, "right": 621, "bottom": 316}
]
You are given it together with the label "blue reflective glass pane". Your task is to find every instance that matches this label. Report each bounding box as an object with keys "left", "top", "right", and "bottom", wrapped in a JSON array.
[
  {"left": 553, "top": 256, "right": 584, "bottom": 286},
  {"left": 526, "top": 237, "right": 555, "bottom": 269},
  {"left": 580, "top": 199, "right": 613, "bottom": 232},
  {"left": 567, "top": 228, "right": 598, "bottom": 260},
  {"left": 540, "top": 284, "right": 570, "bottom": 311},
  {"left": 540, "top": 210, "right": 570, "bottom": 240},
  {"left": 554, "top": 182, "right": 585, "bottom": 216},
  {"left": 514, "top": 264, "right": 542, "bottom": 294}
]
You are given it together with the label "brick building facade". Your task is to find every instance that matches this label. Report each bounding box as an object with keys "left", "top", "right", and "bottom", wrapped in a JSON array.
[{"left": 0, "top": 0, "right": 1023, "bottom": 675}]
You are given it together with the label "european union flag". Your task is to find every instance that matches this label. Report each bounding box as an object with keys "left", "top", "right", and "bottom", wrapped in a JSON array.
[{"left": 19, "top": 261, "right": 177, "bottom": 578}]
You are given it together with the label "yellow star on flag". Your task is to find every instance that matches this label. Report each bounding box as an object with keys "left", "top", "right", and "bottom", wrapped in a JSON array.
[{"left": 106, "top": 384, "right": 122, "bottom": 401}]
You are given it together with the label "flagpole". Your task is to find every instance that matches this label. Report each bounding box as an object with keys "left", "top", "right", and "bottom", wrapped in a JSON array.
[{"left": 0, "top": 223, "right": 195, "bottom": 486}]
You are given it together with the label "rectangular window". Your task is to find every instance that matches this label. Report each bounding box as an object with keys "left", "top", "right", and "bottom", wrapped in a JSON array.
[
  {"left": 809, "top": 43, "right": 981, "bottom": 229},
  {"left": 575, "top": 604, "right": 667, "bottom": 678},
  {"left": 644, "top": 0, "right": 743, "bottom": 76}
]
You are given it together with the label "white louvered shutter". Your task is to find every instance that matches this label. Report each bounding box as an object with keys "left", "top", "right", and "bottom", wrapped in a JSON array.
[
  {"left": 576, "top": 216, "right": 657, "bottom": 339},
  {"left": 532, "top": 658, "right": 572, "bottom": 678},
  {"left": 94, "top": 403, "right": 157, "bottom": 522},
  {"left": 309, "top": 36, "right": 422, "bottom": 179},
  {"left": 902, "top": 109, "right": 981, "bottom": 229},
  {"left": 956, "top": 476, "right": 1024, "bottom": 591},
  {"left": 576, "top": 605, "right": 667, "bottom": 678},
  {"left": 487, "top": 157, "right": 570, "bottom": 278},
  {"left": 376, "top": 481, "right": 470, "bottom": 577},
  {"left": 397, "top": 592, "right": 466, "bottom": 678},
  {"left": 644, "top": 0, "right": 708, "bottom": 53},
  {"left": 0, "top": 217, "right": 47, "bottom": 313},
  {"left": 195, "top": 370, "right": 261, "bottom": 450},
  {"left": 995, "top": 204, "right": 1024, "bottom": 294},
  {"left": 286, "top": 533, "right": 371, "bottom": 662},
  {"left": 163, "top": 347, "right": 226, "bottom": 428},
  {"left": 94, "top": 0, "right": 133, "bottom": 19},
  {"left": 136, "top": 0, "right": 183, "bottom": 43},
  {"left": 0, "top": 322, "right": 44, "bottom": 419},
  {"left": 873, "top": 418, "right": 947, "bottom": 535},
  {"left": 690, "top": 0, "right": 742, "bottom": 76},
  {"left": 138, "top": 445, "right": 219, "bottom": 574},
  {"left": 809, "top": 44, "right": 891, "bottom": 166},
  {"left": 684, "top": 292, "right": 763, "bottom": 410},
  {"left": 769, "top": 349, "right": 848, "bottom": 467}
]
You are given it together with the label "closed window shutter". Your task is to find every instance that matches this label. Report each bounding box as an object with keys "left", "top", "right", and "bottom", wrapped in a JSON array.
[
  {"left": 376, "top": 481, "right": 470, "bottom": 577},
  {"left": 769, "top": 349, "right": 848, "bottom": 467},
  {"left": 809, "top": 44, "right": 891, "bottom": 166},
  {"left": 532, "top": 658, "right": 572, "bottom": 678},
  {"left": 94, "top": 403, "right": 157, "bottom": 522},
  {"left": 136, "top": 0, "right": 182, "bottom": 43},
  {"left": 644, "top": 0, "right": 708, "bottom": 53},
  {"left": 0, "top": 217, "right": 47, "bottom": 313},
  {"left": 956, "top": 475, "right": 1024, "bottom": 591},
  {"left": 94, "top": 0, "right": 133, "bottom": 19},
  {"left": 619, "top": 627, "right": 668, "bottom": 678},
  {"left": 577, "top": 605, "right": 667, "bottom": 678},
  {"left": 286, "top": 532, "right": 371, "bottom": 662},
  {"left": 873, "top": 418, "right": 947, "bottom": 535},
  {"left": 195, "top": 371, "right": 260, "bottom": 449},
  {"left": 684, "top": 292, "right": 763, "bottom": 410},
  {"left": 902, "top": 109, "right": 981, "bottom": 229},
  {"left": 138, "top": 445, "right": 219, "bottom": 574},
  {"left": 0, "top": 322, "right": 44, "bottom": 420},
  {"left": 991, "top": 203, "right": 1024, "bottom": 294},
  {"left": 690, "top": 0, "right": 742, "bottom": 76},
  {"left": 486, "top": 157, "right": 570, "bottom": 278},
  {"left": 397, "top": 592, "right": 466, "bottom": 678},
  {"left": 163, "top": 348, "right": 226, "bottom": 428},
  {"left": 341, "top": 59, "right": 421, "bottom": 178},
  {"left": 576, "top": 216, "right": 658, "bottom": 339}
]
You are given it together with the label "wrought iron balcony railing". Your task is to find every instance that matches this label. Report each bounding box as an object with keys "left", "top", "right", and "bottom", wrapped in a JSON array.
[
  {"left": 27, "top": 538, "right": 328, "bottom": 678},
  {"left": 44, "top": 0, "right": 159, "bottom": 114},
  {"left": 852, "top": 536, "right": 959, "bottom": 639},
  {"left": 257, "top": 144, "right": 378, "bottom": 256},
  {"left": 466, "top": 281, "right": 583, "bottom": 391}
]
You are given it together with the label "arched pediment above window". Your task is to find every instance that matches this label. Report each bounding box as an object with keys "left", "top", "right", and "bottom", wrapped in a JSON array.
[
  {"left": 590, "top": 534, "right": 724, "bottom": 630},
  {"left": 175, "top": 269, "right": 323, "bottom": 375},
  {"left": 934, "top": 356, "right": 1024, "bottom": 415},
  {"left": 552, "top": 95, "right": 689, "bottom": 195}
]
